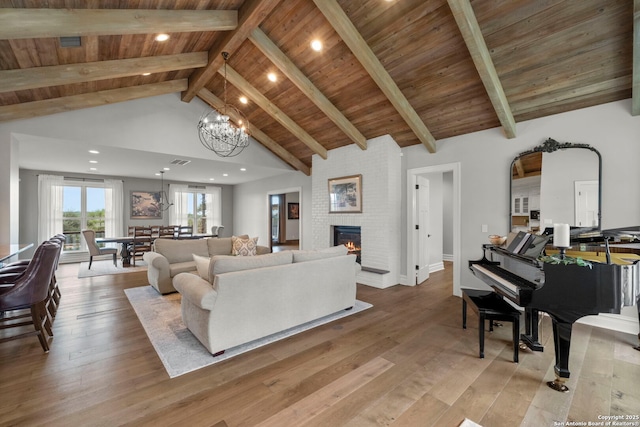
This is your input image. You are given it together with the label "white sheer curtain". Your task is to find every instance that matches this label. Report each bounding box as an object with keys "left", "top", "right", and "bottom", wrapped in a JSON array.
[
  {"left": 205, "top": 186, "right": 222, "bottom": 228},
  {"left": 38, "top": 174, "right": 64, "bottom": 242},
  {"left": 104, "top": 179, "right": 124, "bottom": 236},
  {"left": 168, "top": 183, "right": 190, "bottom": 226},
  {"left": 169, "top": 184, "right": 222, "bottom": 231}
]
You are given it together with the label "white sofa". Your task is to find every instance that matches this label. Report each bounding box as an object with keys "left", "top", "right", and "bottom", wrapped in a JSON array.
[
  {"left": 172, "top": 246, "right": 359, "bottom": 355},
  {"left": 143, "top": 236, "right": 270, "bottom": 294}
]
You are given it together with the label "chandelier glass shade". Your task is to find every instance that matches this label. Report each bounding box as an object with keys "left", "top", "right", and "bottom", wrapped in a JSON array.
[
  {"left": 198, "top": 107, "right": 249, "bottom": 158},
  {"left": 197, "top": 52, "right": 250, "bottom": 158}
]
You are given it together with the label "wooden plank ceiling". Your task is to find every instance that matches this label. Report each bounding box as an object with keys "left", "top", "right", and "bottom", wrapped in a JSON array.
[{"left": 0, "top": 0, "right": 636, "bottom": 175}]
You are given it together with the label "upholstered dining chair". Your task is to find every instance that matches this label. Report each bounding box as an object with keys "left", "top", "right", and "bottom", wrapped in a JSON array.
[
  {"left": 82, "top": 229, "right": 117, "bottom": 270},
  {"left": 0, "top": 241, "right": 60, "bottom": 352},
  {"left": 211, "top": 225, "right": 224, "bottom": 237}
]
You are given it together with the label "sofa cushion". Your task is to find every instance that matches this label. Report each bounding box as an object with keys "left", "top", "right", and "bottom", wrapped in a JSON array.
[
  {"left": 193, "top": 254, "right": 211, "bottom": 280},
  {"left": 169, "top": 260, "right": 197, "bottom": 277},
  {"left": 209, "top": 251, "right": 293, "bottom": 279},
  {"left": 207, "top": 235, "right": 248, "bottom": 256},
  {"left": 231, "top": 235, "right": 259, "bottom": 256},
  {"left": 155, "top": 238, "right": 208, "bottom": 263},
  {"left": 292, "top": 245, "right": 348, "bottom": 263}
]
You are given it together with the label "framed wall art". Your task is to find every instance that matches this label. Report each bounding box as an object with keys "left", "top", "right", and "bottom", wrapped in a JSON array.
[
  {"left": 130, "top": 191, "right": 162, "bottom": 219},
  {"left": 328, "top": 174, "right": 362, "bottom": 213},
  {"left": 287, "top": 202, "right": 300, "bottom": 219}
]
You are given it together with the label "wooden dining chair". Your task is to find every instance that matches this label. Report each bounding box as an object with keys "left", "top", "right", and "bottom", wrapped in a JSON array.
[
  {"left": 158, "top": 225, "right": 178, "bottom": 239},
  {"left": 130, "top": 226, "right": 153, "bottom": 266},
  {"left": 177, "top": 226, "right": 193, "bottom": 239}
]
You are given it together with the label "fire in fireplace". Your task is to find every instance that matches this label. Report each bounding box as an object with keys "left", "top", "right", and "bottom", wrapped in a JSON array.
[{"left": 333, "top": 225, "right": 361, "bottom": 263}]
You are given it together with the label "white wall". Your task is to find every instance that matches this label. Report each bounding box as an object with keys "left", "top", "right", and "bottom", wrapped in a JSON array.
[
  {"left": 285, "top": 192, "right": 300, "bottom": 241},
  {"left": 403, "top": 99, "right": 639, "bottom": 334},
  {"left": 233, "top": 172, "right": 312, "bottom": 249}
]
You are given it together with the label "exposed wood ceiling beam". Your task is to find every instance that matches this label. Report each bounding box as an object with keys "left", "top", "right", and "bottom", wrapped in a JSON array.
[
  {"left": 0, "top": 9, "right": 237, "bottom": 39},
  {"left": 447, "top": 0, "right": 517, "bottom": 138},
  {"left": 632, "top": 0, "right": 640, "bottom": 116},
  {"left": 0, "top": 52, "right": 207, "bottom": 93},
  {"left": 198, "top": 89, "right": 311, "bottom": 176},
  {"left": 249, "top": 28, "right": 367, "bottom": 150},
  {"left": 312, "top": 0, "right": 436, "bottom": 153},
  {"left": 221, "top": 65, "right": 328, "bottom": 159},
  {"left": 513, "top": 158, "right": 525, "bottom": 178},
  {"left": 181, "top": 0, "right": 278, "bottom": 103},
  {"left": 0, "top": 80, "right": 187, "bottom": 122}
]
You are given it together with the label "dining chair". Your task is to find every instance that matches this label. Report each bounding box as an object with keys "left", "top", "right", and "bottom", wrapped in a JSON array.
[
  {"left": 158, "top": 225, "right": 178, "bottom": 239},
  {"left": 82, "top": 229, "right": 117, "bottom": 269},
  {"left": 130, "top": 226, "right": 153, "bottom": 266},
  {"left": 177, "top": 226, "right": 193, "bottom": 239},
  {"left": 0, "top": 241, "right": 60, "bottom": 352}
]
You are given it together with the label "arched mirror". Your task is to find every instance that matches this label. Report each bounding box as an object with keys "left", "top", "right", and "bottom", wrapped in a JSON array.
[{"left": 510, "top": 138, "right": 601, "bottom": 234}]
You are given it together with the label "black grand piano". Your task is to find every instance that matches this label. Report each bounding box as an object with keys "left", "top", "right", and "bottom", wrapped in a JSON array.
[{"left": 470, "top": 226, "right": 640, "bottom": 392}]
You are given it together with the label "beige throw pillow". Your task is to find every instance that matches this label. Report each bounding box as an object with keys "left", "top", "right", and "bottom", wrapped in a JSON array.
[
  {"left": 192, "top": 254, "right": 211, "bottom": 281},
  {"left": 231, "top": 235, "right": 259, "bottom": 256}
]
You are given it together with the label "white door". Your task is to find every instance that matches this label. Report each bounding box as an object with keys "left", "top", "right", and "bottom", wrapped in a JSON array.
[
  {"left": 416, "top": 176, "right": 430, "bottom": 284},
  {"left": 575, "top": 180, "right": 599, "bottom": 227}
]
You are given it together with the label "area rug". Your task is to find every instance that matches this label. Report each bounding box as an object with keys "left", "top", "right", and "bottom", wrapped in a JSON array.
[
  {"left": 78, "top": 260, "right": 147, "bottom": 278},
  {"left": 124, "top": 285, "right": 372, "bottom": 378}
]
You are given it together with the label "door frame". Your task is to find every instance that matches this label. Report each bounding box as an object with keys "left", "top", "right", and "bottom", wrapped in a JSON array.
[
  {"left": 266, "top": 186, "right": 302, "bottom": 251},
  {"left": 406, "top": 162, "right": 461, "bottom": 292}
]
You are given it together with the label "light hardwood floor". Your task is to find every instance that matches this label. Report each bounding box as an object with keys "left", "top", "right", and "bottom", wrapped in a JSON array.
[{"left": 1, "top": 262, "right": 638, "bottom": 426}]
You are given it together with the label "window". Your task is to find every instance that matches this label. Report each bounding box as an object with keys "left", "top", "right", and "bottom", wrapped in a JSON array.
[
  {"left": 169, "top": 185, "right": 221, "bottom": 234},
  {"left": 38, "top": 175, "right": 123, "bottom": 258},
  {"left": 62, "top": 184, "right": 107, "bottom": 251}
]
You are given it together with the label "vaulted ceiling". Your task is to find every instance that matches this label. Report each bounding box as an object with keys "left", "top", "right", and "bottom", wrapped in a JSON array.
[{"left": 1, "top": 0, "right": 638, "bottom": 177}]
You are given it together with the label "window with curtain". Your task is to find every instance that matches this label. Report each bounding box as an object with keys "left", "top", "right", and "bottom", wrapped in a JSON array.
[
  {"left": 169, "top": 185, "right": 221, "bottom": 234},
  {"left": 38, "top": 175, "right": 123, "bottom": 254}
]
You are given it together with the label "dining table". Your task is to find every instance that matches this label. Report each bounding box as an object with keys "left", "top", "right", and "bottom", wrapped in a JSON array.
[
  {"left": 0, "top": 242, "right": 34, "bottom": 267},
  {"left": 96, "top": 236, "right": 135, "bottom": 266}
]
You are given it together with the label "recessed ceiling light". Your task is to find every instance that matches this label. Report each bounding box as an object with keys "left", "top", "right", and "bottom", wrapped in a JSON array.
[
  {"left": 89, "top": 167, "right": 97, "bottom": 171},
  {"left": 240, "top": 168, "right": 246, "bottom": 171},
  {"left": 311, "top": 39, "right": 323, "bottom": 51},
  {"left": 155, "top": 34, "right": 170, "bottom": 42},
  {"left": 89, "top": 160, "right": 98, "bottom": 164},
  {"left": 223, "top": 173, "right": 229, "bottom": 177},
  {"left": 239, "top": 96, "right": 248, "bottom": 104},
  {"left": 163, "top": 167, "right": 170, "bottom": 171},
  {"left": 267, "top": 73, "right": 277, "bottom": 82},
  {"left": 209, "top": 178, "right": 215, "bottom": 181},
  {"left": 88, "top": 150, "right": 99, "bottom": 154},
  {"left": 142, "top": 72, "right": 151, "bottom": 76}
]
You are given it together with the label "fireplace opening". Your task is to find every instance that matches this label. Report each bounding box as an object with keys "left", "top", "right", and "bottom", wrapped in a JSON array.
[{"left": 333, "top": 225, "right": 361, "bottom": 263}]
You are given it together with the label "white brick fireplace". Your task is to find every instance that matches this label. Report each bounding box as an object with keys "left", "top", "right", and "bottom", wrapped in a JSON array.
[{"left": 312, "top": 135, "right": 401, "bottom": 288}]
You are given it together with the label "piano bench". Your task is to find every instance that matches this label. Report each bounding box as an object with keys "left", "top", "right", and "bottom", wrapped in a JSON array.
[{"left": 461, "top": 288, "right": 521, "bottom": 363}]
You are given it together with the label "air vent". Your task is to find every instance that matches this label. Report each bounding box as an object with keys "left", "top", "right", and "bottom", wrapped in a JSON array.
[
  {"left": 170, "top": 159, "right": 191, "bottom": 166},
  {"left": 59, "top": 36, "right": 81, "bottom": 48}
]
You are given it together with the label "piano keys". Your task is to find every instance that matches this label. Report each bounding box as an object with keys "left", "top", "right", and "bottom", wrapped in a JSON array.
[{"left": 469, "top": 227, "right": 640, "bottom": 392}]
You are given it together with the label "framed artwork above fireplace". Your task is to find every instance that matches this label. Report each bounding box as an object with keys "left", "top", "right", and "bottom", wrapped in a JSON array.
[{"left": 328, "top": 174, "right": 362, "bottom": 213}]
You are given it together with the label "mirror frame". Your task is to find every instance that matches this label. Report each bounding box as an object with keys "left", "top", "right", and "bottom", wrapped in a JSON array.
[{"left": 509, "top": 138, "right": 602, "bottom": 232}]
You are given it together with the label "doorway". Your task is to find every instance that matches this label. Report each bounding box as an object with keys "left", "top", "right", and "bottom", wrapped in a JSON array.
[
  {"left": 407, "top": 163, "right": 461, "bottom": 294},
  {"left": 267, "top": 188, "right": 301, "bottom": 252}
]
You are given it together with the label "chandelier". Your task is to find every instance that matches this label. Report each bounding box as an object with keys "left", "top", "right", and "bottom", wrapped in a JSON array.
[
  {"left": 197, "top": 52, "right": 250, "bottom": 157},
  {"left": 158, "top": 170, "right": 173, "bottom": 212}
]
